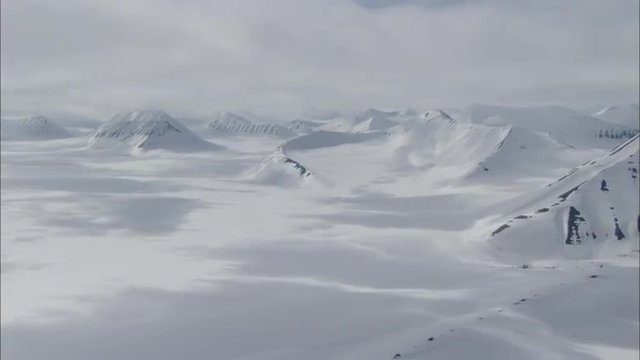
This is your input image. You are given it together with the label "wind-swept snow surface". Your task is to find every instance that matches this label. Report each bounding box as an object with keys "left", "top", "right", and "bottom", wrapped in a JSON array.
[
  {"left": 89, "top": 110, "right": 221, "bottom": 153},
  {"left": 2, "top": 105, "right": 638, "bottom": 360},
  {"left": 1, "top": 116, "right": 74, "bottom": 140}
]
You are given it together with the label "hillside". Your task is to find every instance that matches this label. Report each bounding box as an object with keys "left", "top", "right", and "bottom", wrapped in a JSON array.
[
  {"left": 488, "top": 135, "right": 639, "bottom": 259},
  {"left": 88, "top": 110, "right": 221, "bottom": 153}
]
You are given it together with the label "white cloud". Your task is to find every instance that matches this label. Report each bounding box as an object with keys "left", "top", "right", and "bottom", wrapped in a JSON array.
[{"left": 1, "top": 0, "right": 638, "bottom": 119}]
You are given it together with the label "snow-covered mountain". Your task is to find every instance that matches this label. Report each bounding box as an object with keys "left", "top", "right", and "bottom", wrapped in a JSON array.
[
  {"left": 386, "top": 115, "right": 510, "bottom": 172},
  {"left": 464, "top": 104, "right": 637, "bottom": 148},
  {"left": 384, "top": 112, "right": 584, "bottom": 184},
  {"left": 354, "top": 108, "right": 418, "bottom": 122},
  {"left": 88, "top": 110, "right": 220, "bottom": 153},
  {"left": 420, "top": 109, "right": 457, "bottom": 123},
  {"left": 208, "top": 112, "right": 296, "bottom": 138},
  {"left": 283, "top": 130, "right": 385, "bottom": 151},
  {"left": 285, "top": 119, "right": 323, "bottom": 135},
  {"left": 317, "top": 116, "right": 361, "bottom": 132},
  {"left": 246, "top": 146, "right": 313, "bottom": 186},
  {"left": 317, "top": 112, "right": 407, "bottom": 134},
  {"left": 4, "top": 103, "right": 640, "bottom": 360},
  {"left": 592, "top": 103, "right": 639, "bottom": 130},
  {"left": 349, "top": 114, "right": 397, "bottom": 133},
  {"left": 488, "top": 134, "right": 639, "bottom": 259},
  {"left": 465, "top": 127, "right": 578, "bottom": 182},
  {"left": 272, "top": 109, "right": 608, "bottom": 186},
  {"left": 1, "top": 116, "right": 73, "bottom": 140}
]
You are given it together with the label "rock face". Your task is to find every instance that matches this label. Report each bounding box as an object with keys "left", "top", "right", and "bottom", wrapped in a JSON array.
[
  {"left": 89, "top": 110, "right": 220, "bottom": 153},
  {"left": 565, "top": 206, "right": 587, "bottom": 245},
  {"left": 1, "top": 116, "right": 73, "bottom": 140},
  {"left": 208, "top": 112, "right": 296, "bottom": 138},
  {"left": 489, "top": 135, "right": 640, "bottom": 259}
]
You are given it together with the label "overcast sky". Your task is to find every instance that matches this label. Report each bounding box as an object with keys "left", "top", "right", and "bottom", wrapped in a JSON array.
[{"left": 1, "top": 0, "right": 638, "bottom": 119}]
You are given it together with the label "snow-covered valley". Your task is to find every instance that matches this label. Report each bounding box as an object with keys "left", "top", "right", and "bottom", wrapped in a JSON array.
[{"left": 1, "top": 105, "right": 638, "bottom": 360}]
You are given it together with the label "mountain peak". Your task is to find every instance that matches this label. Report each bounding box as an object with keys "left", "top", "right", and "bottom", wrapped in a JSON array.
[
  {"left": 89, "top": 110, "right": 219, "bottom": 152},
  {"left": 1, "top": 115, "right": 72, "bottom": 140}
]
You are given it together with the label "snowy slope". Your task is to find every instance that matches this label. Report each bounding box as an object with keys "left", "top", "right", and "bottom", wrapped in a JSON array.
[
  {"left": 208, "top": 112, "right": 296, "bottom": 138},
  {"left": 386, "top": 116, "right": 511, "bottom": 175},
  {"left": 488, "top": 135, "right": 640, "bottom": 259},
  {"left": 1, "top": 116, "right": 73, "bottom": 140},
  {"left": 246, "top": 146, "right": 314, "bottom": 186},
  {"left": 592, "top": 103, "right": 639, "bottom": 130},
  {"left": 88, "top": 110, "right": 220, "bottom": 153},
  {"left": 464, "top": 126, "right": 583, "bottom": 183},
  {"left": 465, "top": 104, "right": 637, "bottom": 148}
]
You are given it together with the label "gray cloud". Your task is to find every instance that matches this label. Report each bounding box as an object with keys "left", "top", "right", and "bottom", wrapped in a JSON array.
[
  {"left": 1, "top": 0, "right": 638, "bottom": 119},
  {"left": 354, "top": 0, "right": 481, "bottom": 9}
]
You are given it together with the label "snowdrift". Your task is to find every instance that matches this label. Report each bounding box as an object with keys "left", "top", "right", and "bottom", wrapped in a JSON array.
[
  {"left": 88, "top": 110, "right": 221, "bottom": 153},
  {"left": 488, "top": 135, "right": 639, "bottom": 259},
  {"left": 208, "top": 112, "right": 295, "bottom": 138},
  {"left": 1, "top": 116, "right": 73, "bottom": 141}
]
